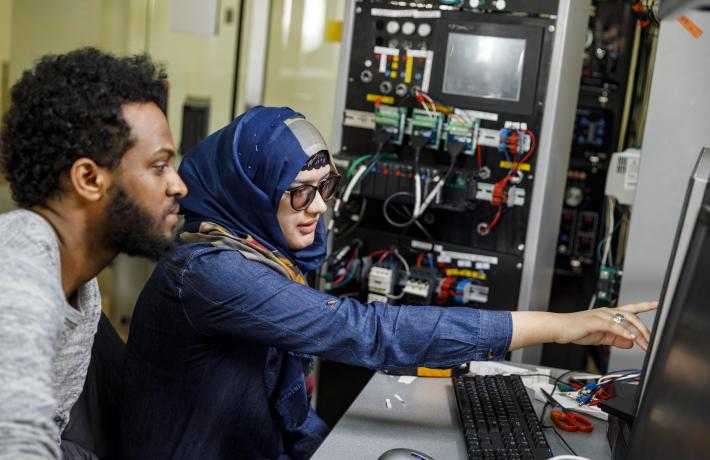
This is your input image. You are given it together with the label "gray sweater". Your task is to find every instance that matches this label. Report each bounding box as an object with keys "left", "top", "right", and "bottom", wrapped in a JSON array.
[{"left": 0, "top": 209, "right": 101, "bottom": 459}]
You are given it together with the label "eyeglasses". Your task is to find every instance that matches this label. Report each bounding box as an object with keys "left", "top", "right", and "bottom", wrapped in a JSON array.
[{"left": 284, "top": 174, "right": 341, "bottom": 211}]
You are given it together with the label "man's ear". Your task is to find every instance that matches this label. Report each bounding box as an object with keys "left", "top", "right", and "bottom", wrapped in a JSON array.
[{"left": 68, "top": 158, "right": 111, "bottom": 202}]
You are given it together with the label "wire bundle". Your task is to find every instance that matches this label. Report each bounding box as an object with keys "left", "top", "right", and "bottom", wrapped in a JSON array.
[
  {"left": 478, "top": 129, "right": 536, "bottom": 235},
  {"left": 566, "top": 369, "right": 641, "bottom": 406},
  {"left": 323, "top": 241, "right": 362, "bottom": 291}
]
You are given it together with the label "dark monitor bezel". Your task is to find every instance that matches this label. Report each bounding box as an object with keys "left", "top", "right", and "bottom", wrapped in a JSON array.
[
  {"left": 428, "top": 20, "right": 544, "bottom": 116},
  {"left": 628, "top": 148, "right": 710, "bottom": 458},
  {"left": 632, "top": 148, "right": 710, "bottom": 413}
]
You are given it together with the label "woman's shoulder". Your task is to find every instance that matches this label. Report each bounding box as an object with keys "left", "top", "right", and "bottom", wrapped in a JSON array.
[
  {"left": 172, "top": 238, "right": 278, "bottom": 282},
  {"left": 170, "top": 238, "right": 245, "bottom": 270}
]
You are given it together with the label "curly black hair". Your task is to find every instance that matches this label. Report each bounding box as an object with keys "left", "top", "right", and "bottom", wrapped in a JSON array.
[{"left": 0, "top": 47, "right": 168, "bottom": 208}]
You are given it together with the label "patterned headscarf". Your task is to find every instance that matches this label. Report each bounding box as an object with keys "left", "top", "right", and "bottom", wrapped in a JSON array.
[{"left": 178, "top": 106, "right": 336, "bottom": 272}]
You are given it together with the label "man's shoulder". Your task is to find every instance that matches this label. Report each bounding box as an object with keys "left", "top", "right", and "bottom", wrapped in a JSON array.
[{"left": 0, "top": 209, "right": 59, "bottom": 269}]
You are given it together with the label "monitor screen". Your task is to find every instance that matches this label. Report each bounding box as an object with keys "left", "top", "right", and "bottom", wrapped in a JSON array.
[
  {"left": 442, "top": 33, "right": 526, "bottom": 102},
  {"left": 628, "top": 148, "right": 710, "bottom": 458}
]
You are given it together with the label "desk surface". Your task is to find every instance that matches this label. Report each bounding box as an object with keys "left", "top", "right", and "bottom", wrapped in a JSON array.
[{"left": 313, "top": 370, "right": 612, "bottom": 460}]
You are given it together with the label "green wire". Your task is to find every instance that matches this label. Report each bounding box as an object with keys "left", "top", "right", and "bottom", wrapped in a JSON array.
[
  {"left": 346, "top": 155, "right": 372, "bottom": 178},
  {"left": 346, "top": 153, "right": 398, "bottom": 178},
  {"left": 596, "top": 215, "right": 623, "bottom": 267}
]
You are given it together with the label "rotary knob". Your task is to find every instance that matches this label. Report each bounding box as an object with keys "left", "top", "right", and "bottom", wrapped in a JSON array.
[
  {"left": 386, "top": 20, "right": 400, "bottom": 35},
  {"left": 417, "top": 23, "right": 432, "bottom": 37}
]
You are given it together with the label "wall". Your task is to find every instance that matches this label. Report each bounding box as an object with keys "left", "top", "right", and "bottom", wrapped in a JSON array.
[
  {"left": 611, "top": 10, "right": 710, "bottom": 370},
  {"left": 1, "top": 0, "right": 243, "bottom": 334},
  {"left": 0, "top": 0, "right": 13, "bottom": 208},
  {"left": 144, "top": 0, "right": 241, "bottom": 139},
  {"left": 8, "top": 0, "right": 126, "bottom": 83},
  {"left": 262, "top": 0, "right": 345, "bottom": 145},
  {"left": 0, "top": 0, "right": 12, "bottom": 119}
]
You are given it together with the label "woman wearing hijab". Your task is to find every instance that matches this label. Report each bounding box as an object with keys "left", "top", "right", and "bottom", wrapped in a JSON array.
[{"left": 120, "top": 106, "right": 655, "bottom": 460}]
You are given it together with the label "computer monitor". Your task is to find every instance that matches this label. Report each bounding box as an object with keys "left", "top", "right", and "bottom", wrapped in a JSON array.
[
  {"left": 429, "top": 18, "right": 544, "bottom": 116},
  {"left": 626, "top": 148, "right": 710, "bottom": 458}
]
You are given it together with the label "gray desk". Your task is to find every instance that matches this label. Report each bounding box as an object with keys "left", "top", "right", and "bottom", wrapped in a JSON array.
[{"left": 313, "top": 371, "right": 612, "bottom": 460}]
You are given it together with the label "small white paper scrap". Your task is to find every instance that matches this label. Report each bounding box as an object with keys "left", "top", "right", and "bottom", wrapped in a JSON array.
[
  {"left": 394, "top": 394, "right": 405, "bottom": 403},
  {"left": 385, "top": 398, "right": 392, "bottom": 409},
  {"left": 398, "top": 376, "right": 417, "bottom": 384}
]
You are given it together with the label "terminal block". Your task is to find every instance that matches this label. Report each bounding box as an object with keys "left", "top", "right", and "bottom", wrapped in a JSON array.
[
  {"left": 476, "top": 182, "right": 526, "bottom": 207},
  {"left": 366, "top": 293, "right": 389, "bottom": 303},
  {"left": 374, "top": 105, "right": 407, "bottom": 145},
  {"left": 445, "top": 114, "right": 480, "bottom": 155},
  {"left": 453, "top": 278, "right": 490, "bottom": 304},
  {"left": 410, "top": 108, "right": 445, "bottom": 149},
  {"left": 402, "top": 278, "right": 431, "bottom": 299},
  {"left": 368, "top": 266, "right": 396, "bottom": 295}
]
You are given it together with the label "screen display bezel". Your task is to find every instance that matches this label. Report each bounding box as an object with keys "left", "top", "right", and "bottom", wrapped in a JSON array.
[
  {"left": 633, "top": 150, "right": 710, "bottom": 412},
  {"left": 429, "top": 20, "right": 544, "bottom": 116}
]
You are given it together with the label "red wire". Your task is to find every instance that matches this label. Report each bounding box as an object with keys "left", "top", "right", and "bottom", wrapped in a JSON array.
[
  {"left": 484, "top": 206, "right": 504, "bottom": 233},
  {"left": 377, "top": 251, "right": 391, "bottom": 263},
  {"left": 517, "top": 129, "right": 537, "bottom": 169},
  {"left": 332, "top": 248, "right": 358, "bottom": 284},
  {"left": 476, "top": 143, "right": 483, "bottom": 170},
  {"left": 367, "top": 249, "right": 388, "bottom": 259},
  {"left": 416, "top": 253, "right": 425, "bottom": 268}
]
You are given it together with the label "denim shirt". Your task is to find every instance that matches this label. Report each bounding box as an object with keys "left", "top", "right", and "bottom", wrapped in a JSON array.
[{"left": 120, "top": 240, "right": 513, "bottom": 460}]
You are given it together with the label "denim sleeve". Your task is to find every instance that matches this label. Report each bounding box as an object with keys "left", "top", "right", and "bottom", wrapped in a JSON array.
[{"left": 179, "top": 248, "right": 512, "bottom": 370}]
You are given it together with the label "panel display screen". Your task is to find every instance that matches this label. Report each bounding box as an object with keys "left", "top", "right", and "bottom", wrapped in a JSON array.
[{"left": 442, "top": 33, "right": 526, "bottom": 102}]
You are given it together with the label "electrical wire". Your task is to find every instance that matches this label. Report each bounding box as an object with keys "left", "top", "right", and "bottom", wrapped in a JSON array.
[
  {"left": 336, "top": 198, "right": 367, "bottom": 241},
  {"left": 412, "top": 218, "right": 436, "bottom": 247},
  {"left": 551, "top": 426, "right": 579, "bottom": 457},
  {"left": 535, "top": 369, "right": 580, "bottom": 456},
  {"left": 324, "top": 241, "right": 362, "bottom": 291},
  {"left": 416, "top": 253, "right": 426, "bottom": 268},
  {"left": 342, "top": 165, "right": 369, "bottom": 204},
  {"left": 596, "top": 197, "right": 623, "bottom": 268},
  {"left": 478, "top": 206, "right": 504, "bottom": 235},
  {"left": 346, "top": 154, "right": 373, "bottom": 179},
  {"left": 415, "top": 89, "right": 436, "bottom": 119},
  {"left": 382, "top": 163, "right": 455, "bottom": 227},
  {"left": 517, "top": 129, "right": 537, "bottom": 170},
  {"left": 340, "top": 132, "right": 391, "bottom": 206},
  {"left": 602, "top": 197, "right": 615, "bottom": 266},
  {"left": 413, "top": 145, "right": 423, "bottom": 217},
  {"left": 414, "top": 174, "right": 422, "bottom": 217},
  {"left": 387, "top": 249, "right": 411, "bottom": 300}
]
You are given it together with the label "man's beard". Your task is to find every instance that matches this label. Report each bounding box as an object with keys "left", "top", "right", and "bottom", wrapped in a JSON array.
[{"left": 104, "top": 185, "right": 177, "bottom": 261}]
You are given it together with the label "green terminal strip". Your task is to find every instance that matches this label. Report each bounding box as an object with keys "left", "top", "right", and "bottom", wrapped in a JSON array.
[
  {"left": 410, "top": 108, "right": 445, "bottom": 149},
  {"left": 374, "top": 105, "right": 407, "bottom": 145},
  {"left": 445, "top": 114, "right": 479, "bottom": 156}
]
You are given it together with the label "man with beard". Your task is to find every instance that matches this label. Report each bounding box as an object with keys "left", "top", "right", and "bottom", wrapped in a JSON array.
[{"left": 0, "top": 48, "right": 187, "bottom": 459}]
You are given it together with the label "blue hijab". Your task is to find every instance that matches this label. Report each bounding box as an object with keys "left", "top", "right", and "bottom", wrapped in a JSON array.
[{"left": 178, "top": 106, "right": 332, "bottom": 272}]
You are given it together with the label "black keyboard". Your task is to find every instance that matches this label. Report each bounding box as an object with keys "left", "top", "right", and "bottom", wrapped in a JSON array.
[{"left": 453, "top": 374, "right": 553, "bottom": 460}]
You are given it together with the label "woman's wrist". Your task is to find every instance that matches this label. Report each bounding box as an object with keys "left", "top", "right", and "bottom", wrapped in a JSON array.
[{"left": 509, "top": 311, "right": 563, "bottom": 351}]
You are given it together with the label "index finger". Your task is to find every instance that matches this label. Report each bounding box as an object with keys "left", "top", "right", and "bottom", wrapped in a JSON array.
[{"left": 618, "top": 301, "right": 658, "bottom": 314}]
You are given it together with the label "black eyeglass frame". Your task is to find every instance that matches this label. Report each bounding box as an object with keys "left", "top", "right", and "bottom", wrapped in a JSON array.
[{"left": 284, "top": 174, "right": 341, "bottom": 211}]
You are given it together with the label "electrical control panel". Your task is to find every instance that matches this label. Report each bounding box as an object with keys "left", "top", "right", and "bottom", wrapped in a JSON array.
[
  {"left": 552, "top": 1, "right": 637, "bottom": 276},
  {"left": 317, "top": 0, "right": 589, "bottom": 424},
  {"left": 326, "top": 0, "right": 585, "bottom": 315}
]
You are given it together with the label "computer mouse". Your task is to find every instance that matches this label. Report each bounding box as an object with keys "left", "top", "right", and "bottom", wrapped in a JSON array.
[{"left": 377, "top": 447, "right": 436, "bottom": 460}]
